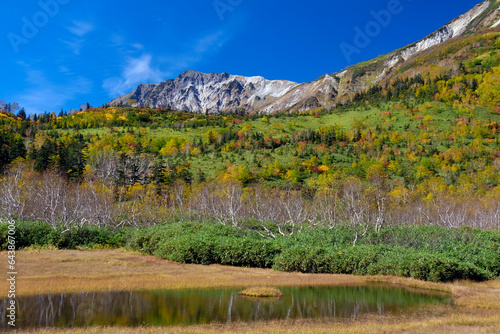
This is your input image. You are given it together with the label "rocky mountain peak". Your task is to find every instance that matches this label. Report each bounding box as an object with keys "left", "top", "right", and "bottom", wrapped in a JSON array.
[{"left": 108, "top": 71, "right": 299, "bottom": 113}]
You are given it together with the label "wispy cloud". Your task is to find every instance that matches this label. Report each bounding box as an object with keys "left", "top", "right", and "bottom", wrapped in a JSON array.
[
  {"left": 131, "top": 43, "right": 144, "bottom": 51},
  {"left": 60, "top": 38, "right": 85, "bottom": 55},
  {"left": 102, "top": 29, "right": 236, "bottom": 98},
  {"left": 15, "top": 68, "right": 92, "bottom": 115},
  {"left": 61, "top": 20, "right": 95, "bottom": 55},
  {"left": 160, "top": 30, "right": 234, "bottom": 77},
  {"left": 195, "top": 31, "right": 226, "bottom": 54},
  {"left": 67, "top": 21, "right": 95, "bottom": 37},
  {"left": 103, "top": 54, "right": 165, "bottom": 97}
]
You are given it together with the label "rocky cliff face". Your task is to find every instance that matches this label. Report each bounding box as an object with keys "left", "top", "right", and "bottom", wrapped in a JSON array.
[
  {"left": 399, "top": 1, "right": 491, "bottom": 62},
  {"left": 109, "top": 0, "right": 500, "bottom": 114},
  {"left": 259, "top": 74, "right": 341, "bottom": 114},
  {"left": 108, "top": 70, "right": 299, "bottom": 113}
]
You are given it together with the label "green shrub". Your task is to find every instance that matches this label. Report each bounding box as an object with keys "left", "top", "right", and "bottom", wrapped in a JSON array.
[
  {"left": 273, "top": 245, "right": 388, "bottom": 275},
  {"left": 53, "top": 226, "right": 124, "bottom": 249},
  {"left": 214, "top": 237, "right": 280, "bottom": 268},
  {"left": 0, "top": 221, "right": 124, "bottom": 250},
  {"left": 125, "top": 223, "right": 500, "bottom": 282},
  {"left": 135, "top": 223, "right": 280, "bottom": 267},
  {"left": 8, "top": 221, "right": 56, "bottom": 248},
  {"left": 367, "top": 249, "right": 490, "bottom": 282},
  {"left": 3, "top": 220, "right": 500, "bottom": 283}
]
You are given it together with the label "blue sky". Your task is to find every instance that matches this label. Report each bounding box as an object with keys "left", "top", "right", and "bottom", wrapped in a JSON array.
[{"left": 0, "top": 0, "right": 482, "bottom": 115}]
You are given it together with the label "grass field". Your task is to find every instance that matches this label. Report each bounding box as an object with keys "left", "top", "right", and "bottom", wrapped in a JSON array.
[{"left": 2, "top": 249, "right": 500, "bottom": 333}]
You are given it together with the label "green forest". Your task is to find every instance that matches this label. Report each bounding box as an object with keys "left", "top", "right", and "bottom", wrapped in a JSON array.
[{"left": 1, "top": 30, "right": 499, "bottom": 282}]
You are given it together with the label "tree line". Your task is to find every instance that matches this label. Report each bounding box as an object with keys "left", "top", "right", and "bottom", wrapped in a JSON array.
[{"left": 0, "top": 161, "right": 498, "bottom": 238}]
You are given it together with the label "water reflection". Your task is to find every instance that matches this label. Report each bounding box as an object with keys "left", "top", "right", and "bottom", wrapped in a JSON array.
[{"left": 0, "top": 286, "right": 450, "bottom": 329}]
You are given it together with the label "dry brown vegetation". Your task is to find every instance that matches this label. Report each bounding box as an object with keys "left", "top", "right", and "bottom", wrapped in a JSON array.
[
  {"left": 25, "top": 314, "right": 500, "bottom": 334},
  {"left": 2, "top": 249, "right": 500, "bottom": 333},
  {"left": 238, "top": 286, "right": 282, "bottom": 298},
  {"left": 4, "top": 249, "right": 373, "bottom": 296}
]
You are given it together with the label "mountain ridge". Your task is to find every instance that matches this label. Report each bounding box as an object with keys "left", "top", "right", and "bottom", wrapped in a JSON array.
[
  {"left": 108, "top": 70, "right": 299, "bottom": 113},
  {"left": 108, "top": 0, "right": 500, "bottom": 114}
]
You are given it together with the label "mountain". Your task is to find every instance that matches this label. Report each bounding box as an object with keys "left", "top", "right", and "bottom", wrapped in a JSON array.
[
  {"left": 267, "top": 0, "right": 500, "bottom": 110},
  {"left": 108, "top": 70, "right": 299, "bottom": 113},
  {"left": 328, "top": 0, "right": 500, "bottom": 103},
  {"left": 109, "top": 0, "right": 500, "bottom": 114}
]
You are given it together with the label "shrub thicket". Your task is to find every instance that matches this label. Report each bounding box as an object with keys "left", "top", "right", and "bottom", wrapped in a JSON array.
[
  {"left": 125, "top": 223, "right": 500, "bottom": 282},
  {"left": 0, "top": 221, "right": 124, "bottom": 250},
  {"left": 1, "top": 221, "right": 498, "bottom": 283}
]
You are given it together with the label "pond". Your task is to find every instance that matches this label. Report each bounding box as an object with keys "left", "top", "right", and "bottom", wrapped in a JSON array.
[{"left": 0, "top": 285, "right": 451, "bottom": 329}]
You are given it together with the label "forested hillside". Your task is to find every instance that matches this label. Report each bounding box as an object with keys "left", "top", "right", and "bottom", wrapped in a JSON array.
[{"left": 0, "top": 31, "right": 499, "bottom": 237}]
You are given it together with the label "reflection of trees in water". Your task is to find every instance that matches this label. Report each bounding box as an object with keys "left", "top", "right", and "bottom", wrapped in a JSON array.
[
  {"left": 0, "top": 292, "right": 148, "bottom": 329},
  {"left": 0, "top": 287, "right": 449, "bottom": 329}
]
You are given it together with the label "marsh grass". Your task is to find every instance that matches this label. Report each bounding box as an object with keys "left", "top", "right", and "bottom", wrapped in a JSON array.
[
  {"left": 18, "top": 313, "right": 500, "bottom": 334},
  {"left": 5, "top": 249, "right": 373, "bottom": 296},
  {"left": 238, "top": 286, "right": 282, "bottom": 298},
  {"left": 2, "top": 249, "right": 499, "bottom": 333}
]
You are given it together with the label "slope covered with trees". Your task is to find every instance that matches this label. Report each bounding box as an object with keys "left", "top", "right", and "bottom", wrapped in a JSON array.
[{"left": 0, "top": 30, "right": 499, "bottom": 282}]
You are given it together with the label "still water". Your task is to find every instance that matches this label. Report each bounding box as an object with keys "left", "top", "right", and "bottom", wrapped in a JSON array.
[{"left": 1, "top": 286, "right": 450, "bottom": 329}]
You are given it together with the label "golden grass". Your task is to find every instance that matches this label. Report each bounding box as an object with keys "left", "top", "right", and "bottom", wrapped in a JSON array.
[
  {"left": 2, "top": 249, "right": 500, "bottom": 334},
  {"left": 238, "top": 286, "right": 282, "bottom": 297},
  {"left": 2, "top": 249, "right": 380, "bottom": 296},
  {"left": 18, "top": 314, "right": 500, "bottom": 334}
]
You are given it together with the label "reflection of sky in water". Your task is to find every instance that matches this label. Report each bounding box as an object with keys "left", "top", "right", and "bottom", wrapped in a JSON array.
[{"left": 0, "top": 286, "right": 451, "bottom": 329}]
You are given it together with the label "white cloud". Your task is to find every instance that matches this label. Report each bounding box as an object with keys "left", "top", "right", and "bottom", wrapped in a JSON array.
[
  {"left": 62, "top": 21, "right": 95, "bottom": 55},
  {"left": 195, "top": 31, "right": 226, "bottom": 54},
  {"left": 103, "top": 54, "right": 165, "bottom": 97},
  {"left": 67, "top": 21, "right": 94, "bottom": 37},
  {"left": 60, "top": 38, "right": 85, "bottom": 55},
  {"left": 15, "top": 69, "right": 92, "bottom": 115},
  {"left": 131, "top": 43, "right": 144, "bottom": 51},
  {"left": 159, "top": 30, "right": 233, "bottom": 74},
  {"left": 102, "top": 29, "right": 235, "bottom": 98}
]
